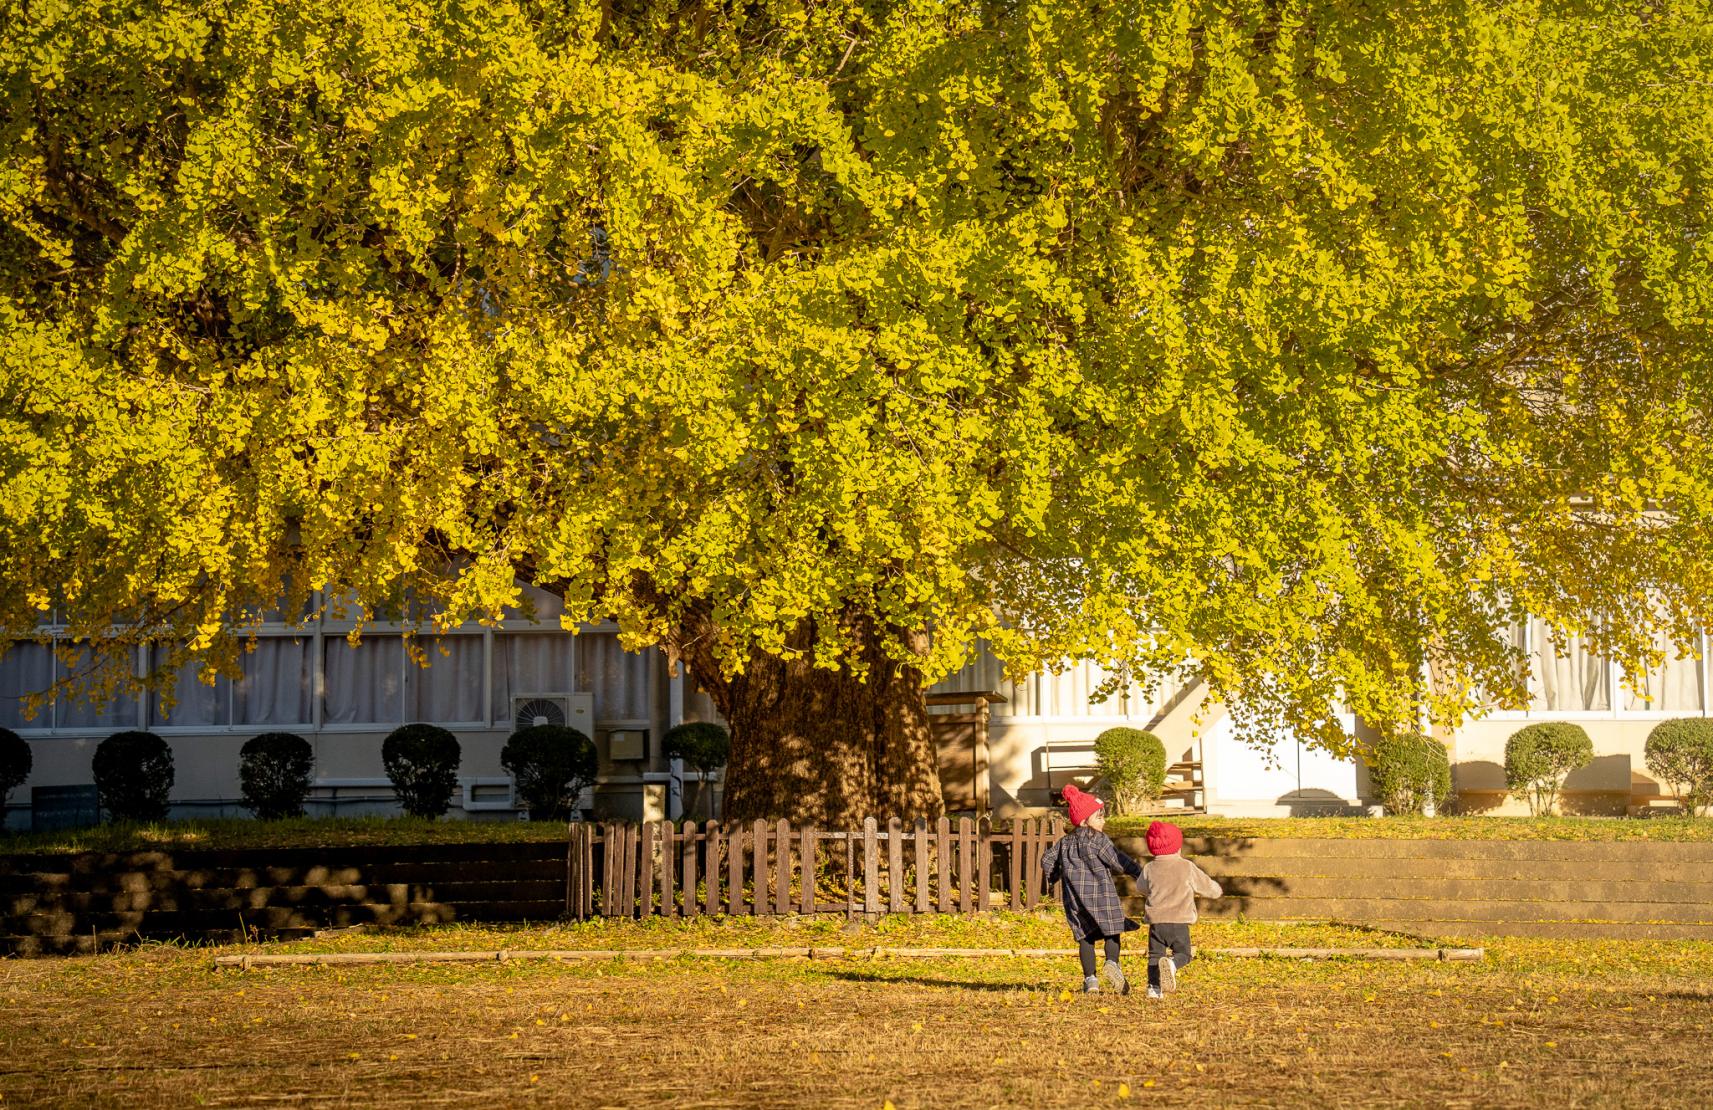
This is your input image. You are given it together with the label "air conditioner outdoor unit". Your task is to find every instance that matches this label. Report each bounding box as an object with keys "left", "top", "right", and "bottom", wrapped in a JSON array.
[{"left": 511, "top": 693, "right": 594, "bottom": 735}]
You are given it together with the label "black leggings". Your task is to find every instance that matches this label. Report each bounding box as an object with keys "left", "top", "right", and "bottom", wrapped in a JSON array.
[{"left": 1077, "top": 935, "right": 1122, "bottom": 977}]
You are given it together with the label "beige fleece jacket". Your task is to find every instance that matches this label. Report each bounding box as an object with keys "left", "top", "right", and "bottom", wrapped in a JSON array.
[{"left": 1137, "top": 852, "right": 1223, "bottom": 924}]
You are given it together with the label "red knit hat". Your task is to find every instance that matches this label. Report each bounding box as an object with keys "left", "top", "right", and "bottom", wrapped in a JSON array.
[
  {"left": 1062, "top": 784, "right": 1104, "bottom": 827},
  {"left": 1145, "top": 820, "right": 1183, "bottom": 856}
]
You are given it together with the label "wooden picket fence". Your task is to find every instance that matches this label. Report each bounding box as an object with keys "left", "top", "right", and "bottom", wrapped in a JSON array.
[{"left": 566, "top": 817, "right": 1066, "bottom": 920}]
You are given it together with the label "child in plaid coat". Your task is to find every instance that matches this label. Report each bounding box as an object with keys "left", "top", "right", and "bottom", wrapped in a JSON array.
[{"left": 1039, "top": 785, "right": 1142, "bottom": 993}]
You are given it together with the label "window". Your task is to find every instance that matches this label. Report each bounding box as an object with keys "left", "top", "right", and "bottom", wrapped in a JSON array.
[
  {"left": 406, "top": 635, "right": 485, "bottom": 724},
  {"left": 2, "top": 641, "right": 143, "bottom": 730},
  {"left": 1621, "top": 632, "right": 1706, "bottom": 713},
  {"left": 322, "top": 635, "right": 405, "bottom": 725},
  {"left": 0, "top": 586, "right": 666, "bottom": 734},
  {"left": 493, "top": 633, "right": 575, "bottom": 722},
  {"left": 576, "top": 632, "right": 653, "bottom": 722},
  {"left": 1526, "top": 618, "right": 1610, "bottom": 712},
  {"left": 235, "top": 637, "right": 314, "bottom": 726},
  {"left": 1490, "top": 619, "right": 1709, "bottom": 720}
]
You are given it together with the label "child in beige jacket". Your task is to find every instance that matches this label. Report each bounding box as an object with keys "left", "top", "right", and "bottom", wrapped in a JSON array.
[{"left": 1137, "top": 820, "right": 1223, "bottom": 999}]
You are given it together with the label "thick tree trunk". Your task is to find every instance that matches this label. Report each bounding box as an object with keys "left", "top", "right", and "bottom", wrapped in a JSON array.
[{"left": 677, "top": 622, "right": 944, "bottom": 826}]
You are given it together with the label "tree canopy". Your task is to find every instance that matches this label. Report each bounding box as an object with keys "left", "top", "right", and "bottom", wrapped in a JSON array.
[{"left": 4, "top": 0, "right": 1713, "bottom": 764}]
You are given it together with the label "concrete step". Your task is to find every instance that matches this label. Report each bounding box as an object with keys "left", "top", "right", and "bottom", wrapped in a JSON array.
[
  {"left": 1122, "top": 836, "right": 1713, "bottom": 864},
  {"left": 1336, "top": 919, "right": 1713, "bottom": 941},
  {"left": 1200, "top": 875, "right": 1713, "bottom": 905},
  {"left": 1189, "top": 896, "right": 1713, "bottom": 924},
  {"left": 1189, "top": 855, "right": 1696, "bottom": 883}
]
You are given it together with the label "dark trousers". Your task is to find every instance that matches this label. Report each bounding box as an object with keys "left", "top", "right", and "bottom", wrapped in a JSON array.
[
  {"left": 1147, "top": 922, "right": 1193, "bottom": 990},
  {"left": 1077, "top": 935, "right": 1122, "bottom": 978}
]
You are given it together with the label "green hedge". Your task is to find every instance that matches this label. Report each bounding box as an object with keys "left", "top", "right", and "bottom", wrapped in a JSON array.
[
  {"left": 1365, "top": 732, "right": 1452, "bottom": 816},
  {"left": 92, "top": 731, "right": 175, "bottom": 822},
  {"left": 1505, "top": 723, "right": 1593, "bottom": 816},
  {"left": 1646, "top": 718, "right": 1713, "bottom": 817},
  {"left": 239, "top": 732, "right": 316, "bottom": 820},
  {"left": 0, "top": 726, "right": 30, "bottom": 805},
  {"left": 382, "top": 724, "right": 462, "bottom": 819},
  {"left": 1093, "top": 727, "right": 1167, "bottom": 815},
  {"left": 501, "top": 725, "right": 597, "bottom": 821}
]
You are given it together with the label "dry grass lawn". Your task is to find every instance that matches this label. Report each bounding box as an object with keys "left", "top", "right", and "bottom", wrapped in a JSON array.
[{"left": 2, "top": 917, "right": 1711, "bottom": 1108}]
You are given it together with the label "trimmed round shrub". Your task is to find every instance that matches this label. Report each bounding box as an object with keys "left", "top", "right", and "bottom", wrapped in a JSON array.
[
  {"left": 92, "top": 730, "right": 174, "bottom": 822},
  {"left": 1645, "top": 718, "right": 1713, "bottom": 817},
  {"left": 381, "top": 724, "right": 462, "bottom": 819},
  {"left": 239, "top": 732, "right": 315, "bottom": 820},
  {"left": 1093, "top": 727, "right": 1168, "bottom": 815},
  {"left": 1505, "top": 722, "right": 1593, "bottom": 816},
  {"left": 662, "top": 722, "right": 730, "bottom": 776},
  {"left": 0, "top": 725, "right": 31, "bottom": 803},
  {"left": 501, "top": 725, "right": 597, "bottom": 821},
  {"left": 1364, "top": 731, "right": 1452, "bottom": 816},
  {"left": 663, "top": 722, "right": 730, "bottom": 819}
]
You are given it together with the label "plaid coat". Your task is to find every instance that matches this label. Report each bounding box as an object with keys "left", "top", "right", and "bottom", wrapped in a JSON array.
[{"left": 1040, "top": 826, "right": 1143, "bottom": 941}]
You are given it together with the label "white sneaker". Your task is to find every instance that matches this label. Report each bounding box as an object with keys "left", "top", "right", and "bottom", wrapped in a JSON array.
[
  {"left": 1147, "top": 986, "right": 1163, "bottom": 1000},
  {"left": 1158, "top": 957, "right": 1178, "bottom": 994},
  {"left": 1101, "top": 959, "right": 1129, "bottom": 996},
  {"left": 1083, "top": 975, "right": 1101, "bottom": 993}
]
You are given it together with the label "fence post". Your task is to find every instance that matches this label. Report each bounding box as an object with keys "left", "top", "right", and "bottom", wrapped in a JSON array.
[
  {"left": 660, "top": 820, "right": 676, "bottom": 918},
  {"left": 1024, "top": 818, "right": 1040, "bottom": 911},
  {"left": 681, "top": 820, "right": 698, "bottom": 918},
  {"left": 704, "top": 822, "right": 723, "bottom": 917},
  {"left": 609, "top": 822, "right": 623, "bottom": 918},
  {"left": 886, "top": 817, "right": 904, "bottom": 914},
  {"left": 1007, "top": 818, "right": 1022, "bottom": 911},
  {"left": 774, "top": 819, "right": 792, "bottom": 915},
  {"left": 749, "top": 819, "right": 767, "bottom": 916},
  {"left": 862, "top": 817, "right": 880, "bottom": 916},
  {"left": 799, "top": 825, "right": 816, "bottom": 915},
  {"left": 626, "top": 822, "right": 640, "bottom": 918},
  {"left": 728, "top": 824, "right": 746, "bottom": 915},
  {"left": 582, "top": 823, "right": 595, "bottom": 919},
  {"left": 977, "top": 816, "right": 992, "bottom": 912},
  {"left": 572, "top": 822, "right": 585, "bottom": 918},
  {"left": 641, "top": 822, "right": 659, "bottom": 918},
  {"left": 1041, "top": 815, "right": 1055, "bottom": 904},
  {"left": 913, "top": 818, "right": 930, "bottom": 914},
  {"left": 845, "top": 830, "right": 856, "bottom": 919},
  {"left": 936, "top": 817, "right": 952, "bottom": 914},
  {"left": 957, "top": 817, "right": 974, "bottom": 914}
]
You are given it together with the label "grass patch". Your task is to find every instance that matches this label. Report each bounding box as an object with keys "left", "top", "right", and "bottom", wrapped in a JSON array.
[
  {"left": 263, "top": 913, "right": 1438, "bottom": 957},
  {"left": 1107, "top": 815, "right": 1713, "bottom": 842},
  {"left": 1, "top": 917, "right": 1707, "bottom": 1107},
  {"left": 0, "top": 816, "right": 574, "bottom": 856}
]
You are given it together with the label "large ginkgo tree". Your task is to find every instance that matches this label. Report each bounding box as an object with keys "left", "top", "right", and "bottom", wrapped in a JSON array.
[{"left": 4, "top": 0, "right": 1712, "bottom": 824}]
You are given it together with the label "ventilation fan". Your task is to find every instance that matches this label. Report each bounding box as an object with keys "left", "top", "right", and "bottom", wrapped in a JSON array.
[
  {"left": 511, "top": 693, "right": 594, "bottom": 734},
  {"left": 515, "top": 697, "right": 568, "bottom": 730}
]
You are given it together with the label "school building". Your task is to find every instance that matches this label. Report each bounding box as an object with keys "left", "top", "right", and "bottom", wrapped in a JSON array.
[{"left": 2, "top": 588, "right": 1705, "bottom": 828}]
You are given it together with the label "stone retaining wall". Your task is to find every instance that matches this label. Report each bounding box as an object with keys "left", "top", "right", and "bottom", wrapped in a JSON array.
[
  {"left": 9, "top": 833, "right": 1713, "bottom": 955},
  {"left": 1114, "top": 835, "right": 1713, "bottom": 940}
]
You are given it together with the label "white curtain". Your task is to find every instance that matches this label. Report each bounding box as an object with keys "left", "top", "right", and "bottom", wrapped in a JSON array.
[
  {"left": 1624, "top": 633, "right": 1705, "bottom": 712},
  {"left": 52, "top": 646, "right": 139, "bottom": 729},
  {"left": 576, "top": 633, "right": 653, "bottom": 721},
  {"left": 0, "top": 642, "right": 55, "bottom": 729},
  {"left": 151, "top": 651, "right": 230, "bottom": 727},
  {"left": 235, "top": 638, "right": 314, "bottom": 726},
  {"left": 322, "top": 636, "right": 404, "bottom": 725},
  {"left": 406, "top": 635, "right": 485, "bottom": 723},
  {"left": 1529, "top": 618, "right": 1610, "bottom": 711},
  {"left": 492, "top": 633, "right": 575, "bottom": 724}
]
